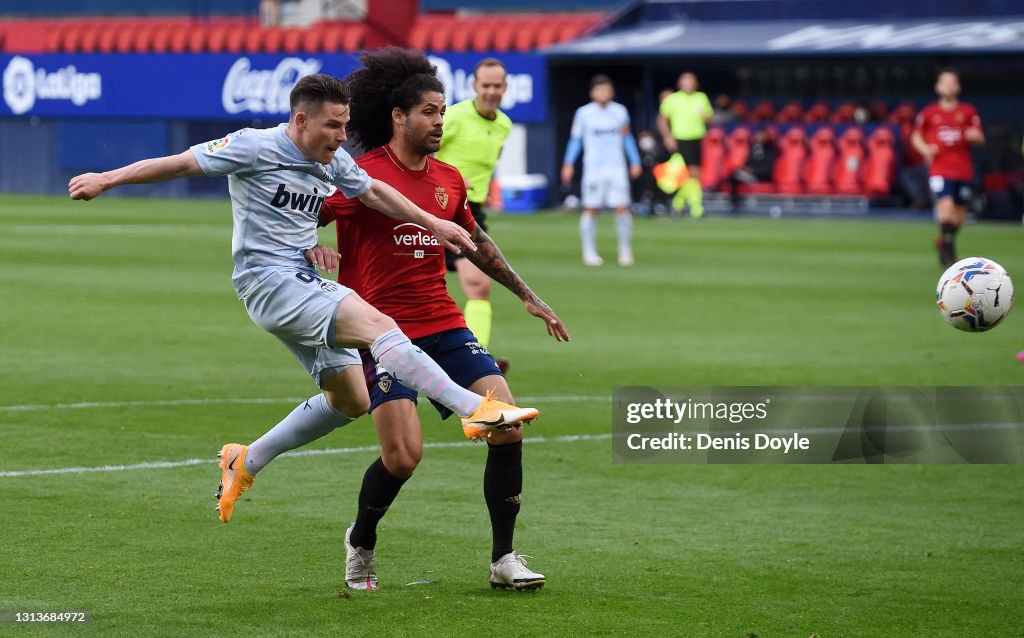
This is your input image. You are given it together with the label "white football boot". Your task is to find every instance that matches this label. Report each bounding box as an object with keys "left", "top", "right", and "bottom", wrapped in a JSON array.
[
  {"left": 489, "top": 552, "right": 545, "bottom": 590},
  {"left": 344, "top": 524, "right": 378, "bottom": 591}
]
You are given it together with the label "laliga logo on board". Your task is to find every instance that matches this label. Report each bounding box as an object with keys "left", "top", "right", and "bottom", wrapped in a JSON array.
[
  {"left": 3, "top": 56, "right": 102, "bottom": 115},
  {"left": 429, "top": 56, "right": 533, "bottom": 110},
  {"left": 221, "top": 57, "right": 322, "bottom": 115}
]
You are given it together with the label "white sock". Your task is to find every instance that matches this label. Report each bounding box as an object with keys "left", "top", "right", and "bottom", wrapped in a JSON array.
[
  {"left": 580, "top": 213, "right": 598, "bottom": 257},
  {"left": 246, "top": 393, "right": 354, "bottom": 475},
  {"left": 370, "top": 328, "right": 481, "bottom": 417},
  {"left": 615, "top": 212, "right": 633, "bottom": 254}
]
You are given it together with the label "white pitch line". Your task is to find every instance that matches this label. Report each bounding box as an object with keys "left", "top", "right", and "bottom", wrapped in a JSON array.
[
  {"left": 0, "top": 433, "right": 612, "bottom": 479},
  {"left": 0, "top": 395, "right": 608, "bottom": 412}
]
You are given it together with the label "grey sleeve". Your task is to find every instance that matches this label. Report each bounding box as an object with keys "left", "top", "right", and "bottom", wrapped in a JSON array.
[
  {"left": 189, "top": 129, "right": 259, "bottom": 177},
  {"left": 331, "top": 149, "right": 373, "bottom": 198}
]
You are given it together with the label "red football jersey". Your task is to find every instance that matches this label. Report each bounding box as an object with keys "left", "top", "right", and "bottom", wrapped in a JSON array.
[
  {"left": 319, "top": 146, "right": 476, "bottom": 339},
  {"left": 913, "top": 101, "right": 981, "bottom": 181}
]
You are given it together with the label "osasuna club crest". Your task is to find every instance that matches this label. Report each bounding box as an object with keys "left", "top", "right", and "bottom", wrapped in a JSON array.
[
  {"left": 434, "top": 186, "right": 448, "bottom": 210},
  {"left": 378, "top": 375, "right": 392, "bottom": 393}
]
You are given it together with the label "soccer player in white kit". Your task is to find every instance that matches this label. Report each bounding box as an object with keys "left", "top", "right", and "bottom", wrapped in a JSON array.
[
  {"left": 560, "top": 74, "right": 642, "bottom": 267},
  {"left": 67, "top": 74, "right": 539, "bottom": 524}
]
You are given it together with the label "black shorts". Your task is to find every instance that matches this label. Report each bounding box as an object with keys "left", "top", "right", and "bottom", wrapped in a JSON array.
[
  {"left": 445, "top": 201, "right": 486, "bottom": 271},
  {"left": 675, "top": 139, "right": 703, "bottom": 168}
]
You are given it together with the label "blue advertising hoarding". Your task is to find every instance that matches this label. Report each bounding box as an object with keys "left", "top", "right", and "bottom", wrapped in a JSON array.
[{"left": 0, "top": 52, "right": 547, "bottom": 121}]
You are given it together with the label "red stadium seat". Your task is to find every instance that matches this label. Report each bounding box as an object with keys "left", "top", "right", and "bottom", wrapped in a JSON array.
[
  {"left": 471, "top": 22, "right": 493, "bottom": 51},
  {"left": 187, "top": 28, "right": 208, "bottom": 53},
  {"left": 534, "top": 21, "right": 560, "bottom": 49},
  {"left": 776, "top": 100, "right": 804, "bottom": 123},
  {"left": 97, "top": 25, "right": 118, "bottom": 53},
  {"left": 864, "top": 128, "right": 897, "bottom": 197},
  {"left": 341, "top": 23, "right": 363, "bottom": 51},
  {"left": 408, "top": 21, "right": 429, "bottom": 50},
  {"left": 749, "top": 100, "right": 776, "bottom": 123},
  {"left": 804, "top": 127, "right": 837, "bottom": 194},
  {"left": 725, "top": 126, "right": 752, "bottom": 175},
  {"left": 557, "top": 19, "right": 587, "bottom": 43},
  {"left": 150, "top": 25, "right": 172, "bottom": 53},
  {"left": 115, "top": 25, "right": 136, "bottom": 53},
  {"left": 429, "top": 21, "right": 453, "bottom": 51},
  {"left": 46, "top": 23, "right": 67, "bottom": 52},
  {"left": 169, "top": 25, "right": 189, "bottom": 53},
  {"left": 833, "top": 127, "right": 867, "bottom": 195},
  {"left": 492, "top": 22, "right": 515, "bottom": 52},
  {"left": 263, "top": 27, "right": 283, "bottom": 53},
  {"left": 244, "top": 27, "right": 263, "bottom": 52},
  {"left": 802, "top": 100, "right": 830, "bottom": 124},
  {"left": 205, "top": 26, "right": 227, "bottom": 53},
  {"left": 514, "top": 21, "right": 538, "bottom": 52},
  {"left": 773, "top": 127, "right": 807, "bottom": 194},
  {"left": 224, "top": 25, "right": 246, "bottom": 53},
  {"left": 731, "top": 99, "right": 749, "bottom": 121},
  {"left": 699, "top": 127, "right": 728, "bottom": 190},
  {"left": 449, "top": 20, "right": 478, "bottom": 52},
  {"left": 301, "top": 24, "right": 323, "bottom": 53},
  {"left": 78, "top": 25, "right": 99, "bottom": 53},
  {"left": 282, "top": 27, "right": 302, "bottom": 53},
  {"left": 830, "top": 101, "right": 857, "bottom": 124},
  {"left": 319, "top": 24, "right": 343, "bottom": 52}
]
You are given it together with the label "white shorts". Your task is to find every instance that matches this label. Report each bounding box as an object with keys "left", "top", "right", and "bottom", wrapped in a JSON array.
[
  {"left": 581, "top": 169, "right": 631, "bottom": 210},
  {"left": 239, "top": 266, "right": 361, "bottom": 386}
]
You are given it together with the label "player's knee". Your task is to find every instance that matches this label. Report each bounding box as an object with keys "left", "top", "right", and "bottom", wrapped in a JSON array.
[
  {"left": 383, "top": 449, "right": 421, "bottom": 478},
  {"left": 364, "top": 309, "right": 399, "bottom": 339},
  {"left": 324, "top": 390, "right": 370, "bottom": 418},
  {"left": 464, "top": 277, "right": 490, "bottom": 299}
]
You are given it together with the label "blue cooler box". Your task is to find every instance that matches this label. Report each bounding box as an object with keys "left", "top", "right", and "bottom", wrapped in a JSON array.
[{"left": 500, "top": 174, "right": 548, "bottom": 213}]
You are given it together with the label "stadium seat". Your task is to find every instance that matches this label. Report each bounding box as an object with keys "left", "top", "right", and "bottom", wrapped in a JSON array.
[
  {"left": 206, "top": 26, "right": 227, "bottom": 53},
  {"left": 318, "top": 23, "right": 343, "bottom": 52},
  {"left": 804, "top": 127, "right": 837, "bottom": 194},
  {"left": 449, "top": 20, "right": 478, "bottom": 52},
  {"left": 750, "top": 100, "right": 776, "bottom": 123},
  {"left": 831, "top": 101, "right": 857, "bottom": 124},
  {"left": 341, "top": 23, "right": 363, "bottom": 51},
  {"left": 224, "top": 25, "right": 246, "bottom": 53},
  {"left": 833, "top": 127, "right": 867, "bottom": 195},
  {"left": 187, "top": 28, "right": 208, "bottom": 53},
  {"left": 78, "top": 25, "right": 99, "bottom": 53},
  {"left": 45, "top": 23, "right": 65, "bottom": 52},
  {"left": 244, "top": 27, "right": 263, "bottom": 52},
  {"left": 725, "top": 126, "right": 752, "bottom": 175},
  {"left": 868, "top": 100, "right": 889, "bottom": 121},
  {"left": 514, "top": 21, "right": 538, "bottom": 52},
  {"left": 281, "top": 27, "right": 302, "bottom": 53},
  {"left": 132, "top": 24, "right": 155, "bottom": 52},
  {"left": 428, "top": 21, "right": 453, "bottom": 51},
  {"left": 773, "top": 127, "right": 807, "bottom": 194},
  {"left": 730, "top": 99, "right": 749, "bottom": 121},
  {"left": 471, "top": 22, "right": 492, "bottom": 51},
  {"left": 776, "top": 100, "right": 804, "bottom": 123},
  {"left": 699, "top": 127, "right": 728, "bottom": 190},
  {"left": 115, "top": 25, "right": 135, "bottom": 53},
  {"left": 301, "top": 24, "right": 324, "bottom": 53},
  {"left": 534, "top": 21, "right": 560, "bottom": 49},
  {"left": 864, "top": 128, "right": 897, "bottom": 197},
  {"left": 492, "top": 22, "right": 515, "bottom": 52},
  {"left": 97, "top": 25, "right": 118, "bottom": 53},
  {"left": 802, "top": 101, "right": 830, "bottom": 123},
  {"left": 408, "top": 21, "right": 429, "bottom": 50},
  {"left": 169, "top": 25, "right": 189, "bottom": 53},
  {"left": 263, "top": 27, "right": 283, "bottom": 53},
  {"left": 557, "top": 19, "right": 588, "bottom": 43}
]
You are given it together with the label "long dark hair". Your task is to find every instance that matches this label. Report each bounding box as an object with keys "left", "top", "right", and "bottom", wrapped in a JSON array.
[{"left": 344, "top": 47, "right": 445, "bottom": 151}]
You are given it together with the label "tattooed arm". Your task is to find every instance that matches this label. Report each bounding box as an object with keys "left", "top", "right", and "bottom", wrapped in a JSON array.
[{"left": 462, "top": 225, "right": 571, "bottom": 342}]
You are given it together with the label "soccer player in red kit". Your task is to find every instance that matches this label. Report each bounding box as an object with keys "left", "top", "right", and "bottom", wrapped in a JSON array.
[
  {"left": 911, "top": 68, "right": 984, "bottom": 266},
  {"left": 315, "top": 48, "right": 569, "bottom": 591}
]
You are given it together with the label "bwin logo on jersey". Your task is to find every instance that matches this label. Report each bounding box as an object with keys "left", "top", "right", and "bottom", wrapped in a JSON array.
[{"left": 270, "top": 184, "right": 325, "bottom": 213}]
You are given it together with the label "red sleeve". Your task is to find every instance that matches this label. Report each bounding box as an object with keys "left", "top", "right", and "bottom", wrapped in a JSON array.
[
  {"left": 453, "top": 180, "right": 476, "bottom": 232},
  {"left": 967, "top": 104, "right": 981, "bottom": 129},
  {"left": 912, "top": 106, "right": 929, "bottom": 136},
  {"left": 318, "top": 190, "right": 361, "bottom": 227}
]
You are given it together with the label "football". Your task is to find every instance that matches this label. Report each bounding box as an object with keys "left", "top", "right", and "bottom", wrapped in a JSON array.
[{"left": 936, "top": 257, "right": 1014, "bottom": 332}]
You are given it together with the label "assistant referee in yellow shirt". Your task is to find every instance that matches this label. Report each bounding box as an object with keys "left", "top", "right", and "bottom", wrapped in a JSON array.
[
  {"left": 435, "top": 58, "right": 512, "bottom": 367},
  {"left": 656, "top": 71, "right": 713, "bottom": 217}
]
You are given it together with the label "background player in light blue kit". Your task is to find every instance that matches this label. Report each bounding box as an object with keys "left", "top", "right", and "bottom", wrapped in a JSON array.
[
  {"left": 67, "top": 74, "right": 540, "bottom": 524},
  {"left": 560, "top": 74, "right": 642, "bottom": 267}
]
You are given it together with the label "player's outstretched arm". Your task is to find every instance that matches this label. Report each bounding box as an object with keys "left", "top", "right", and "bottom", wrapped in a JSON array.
[
  {"left": 463, "top": 226, "right": 570, "bottom": 342},
  {"left": 358, "top": 179, "right": 475, "bottom": 255},
  {"left": 68, "top": 150, "right": 203, "bottom": 200}
]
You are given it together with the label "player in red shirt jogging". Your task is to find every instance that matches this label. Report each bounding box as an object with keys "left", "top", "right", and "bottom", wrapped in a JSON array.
[
  {"left": 911, "top": 68, "right": 985, "bottom": 266},
  {"left": 315, "top": 48, "right": 569, "bottom": 592}
]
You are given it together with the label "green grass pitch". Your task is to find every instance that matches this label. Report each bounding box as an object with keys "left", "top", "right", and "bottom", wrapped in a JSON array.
[{"left": 0, "top": 194, "right": 1021, "bottom": 637}]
